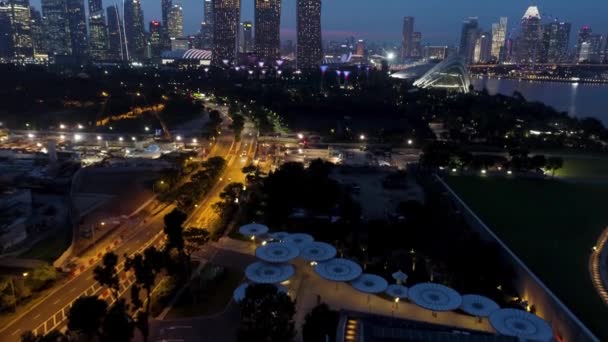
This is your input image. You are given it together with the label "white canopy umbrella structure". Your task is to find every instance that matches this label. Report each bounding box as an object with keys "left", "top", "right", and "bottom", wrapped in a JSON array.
[
  {"left": 409, "top": 283, "right": 462, "bottom": 315},
  {"left": 386, "top": 284, "right": 409, "bottom": 309},
  {"left": 315, "top": 258, "right": 362, "bottom": 290},
  {"left": 269, "top": 231, "right": 290, "bottom": 242},
  {"left": 284, "top": 233, "right": 314, "bottom": 247},
  {"left": 461, "top": 294, "right": 500, "bottom": 320},
  {"left": 351, "top": 274, "right": 388, "bottom": 303},
  {"left": 489, "top": 308, "right": 553, "bottom": 341},
  {"left": 255, "top": 242, "right": 300, "bottom": 263},
  {"left": 239, "top": 223, "right": 269, "bottom": 238},
  {"left": 233, "top": 282, "right": 288, "bottom": 302},
  {"left": 245, "top": 262, "right": 294, "bottom": 284},
  {"left": 392, "top": 270, "right": 408, "bottom": 285},
  {"left": 299, "top": 242, "right": 337, "bottom": 262}
]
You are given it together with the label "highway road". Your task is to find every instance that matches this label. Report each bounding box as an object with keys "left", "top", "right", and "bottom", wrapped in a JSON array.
[{"left": 0, "top": 106, "right": 253, "bottom": 342}]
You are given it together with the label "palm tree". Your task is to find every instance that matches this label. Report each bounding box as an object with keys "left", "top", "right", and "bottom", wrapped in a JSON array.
[{"left": 93, "top": 252, "right": 120, "bottom": 301}]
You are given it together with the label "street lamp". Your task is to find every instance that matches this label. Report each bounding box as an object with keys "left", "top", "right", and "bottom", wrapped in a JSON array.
[
  {"left": 360, "top": 134, "right": 366, "bottom": 141},
  {"left": 97, "top": 135, "right": 103, "bottom": 141},
  {"left": 176, "top": 135, "right": 182, "bottom": 141}
]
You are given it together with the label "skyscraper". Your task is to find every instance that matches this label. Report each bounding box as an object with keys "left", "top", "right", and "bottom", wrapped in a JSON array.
[
  {"left": 166, "top": 0, "right": 183, "bottom": 39},
  {"left": 516, "top": 6, "right": 542, "bottom": 64},
  {"left": 411, "top": 31, "right": 422, "bottom": 58},
  {"left": 239, "top": 20, "right": 252, "bottom": 53},
  {"left": 66, "top": 0, "right": 87, "bottom": 57},
  {"left": 355, "top": 39, "right": 365, "bottom": 56},
  {"left": 459, "top": 17, "right": 479, "bottom": 64},
  {"left": 29, "top": 6, "right": 45, "bottom": 55},
  {"left": 473, "top": 32, "right": 492, "bottom": 64},
  {"left": 0, "top": 0, "right": 33, "bottom": 58},
  {"left": 148, "top": 20, "right": 162, "bottom": 58},
  {"left": 542, "top": 21, "right": 570, "bottom": 63},
  {"left": 491, "top": 17, "right": 507, "bottom": 62},
  {"left": 575, "top": 26, "right": 603, "bottom": 63},
  {"left": 124, "top": 0, "right": 145, "bottom": 60},
  {"left": 200, "top": 0, "right": 213, "bottom": 49},
  {"left": 88, "top": 0, "right": 107, "bottom": 60},
  {"left": 212, "top": 0, "right": 240, "bottom": 65},
  {"left": 400, "top": 16, "right": 414, "bottom": 60},
  {"left": 41, "top": 0, "right": 71, "bottom": 55},
  {"left": 106, "top": 5, "right": 124, "bottom": 60},
  {"left": 296, "top": 0, "right": 322, "bottom": 69},
  {"left": 254, "top": 0, "right": 281, "bottom": 61}
]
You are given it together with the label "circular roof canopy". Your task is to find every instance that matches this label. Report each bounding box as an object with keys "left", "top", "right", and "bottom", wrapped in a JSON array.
[
  {"left": 315, "top": 258, "right": 362, "bottom": 282},
  {"left": 409, "top": 283, "right": 462, "bottom": 312},
  {"left": 269, "top": 231, "right": 290, "bottom": 241},
  {"left": 284, "top": 233, "right": 314, "bottom": 247},
  {"left": 461, "top": 294, "right": 500, "bottom": 318},
  {"left": 255, "top": 242, "right": 300, "bottom": 263},
  {"left": 385, "top": 284, "right": 409, "bottom": 299},
  {"left": 239, "top": 223, "right": 269, "bottom": 237},
  {"left": 351, "top": 274, "right": 388, "bottom": 294},
  {"left": 489, "top": 308, "right": 553, "bottom": 341},
  {"left": 392, "top": 270, "right": 408, "bottom": 282},
  {"left": 245, "top": 262, "right": 294, "bottom": 284},
  {"left": 233, "top": 282, "right": 287, "bottom": 302},
  {"left": 299, "top": 242, "right": 337, "bottom": 262}
]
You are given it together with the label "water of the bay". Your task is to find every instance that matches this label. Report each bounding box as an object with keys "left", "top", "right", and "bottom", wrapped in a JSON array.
[{"left": 471, "top": 76, "right": 608, "bottom": 125}]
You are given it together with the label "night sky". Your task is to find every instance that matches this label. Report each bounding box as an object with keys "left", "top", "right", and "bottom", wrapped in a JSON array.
[{"left": 30, "top": 0, "right": 608, "bottom": 45}]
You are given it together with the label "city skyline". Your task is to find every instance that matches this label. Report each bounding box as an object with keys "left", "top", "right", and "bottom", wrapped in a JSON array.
[{"left": 25, "top": 0, "right": 608, "bottom": 45}]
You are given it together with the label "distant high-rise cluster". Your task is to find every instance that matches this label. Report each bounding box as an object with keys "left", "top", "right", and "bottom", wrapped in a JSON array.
[
  {"left": 0, "top": 0, "right": 34, "bottom": 58},
  {"left": 400, "top": 17, "right": 421, "bottom": 61}
]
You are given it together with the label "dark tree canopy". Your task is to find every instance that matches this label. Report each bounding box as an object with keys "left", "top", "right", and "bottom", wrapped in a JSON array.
[
  {"left": 238, "top": 284, "right": 296, "bottom": 342},
  {"left": 302, "top": 303, "right": 340, "bottom": 342}
]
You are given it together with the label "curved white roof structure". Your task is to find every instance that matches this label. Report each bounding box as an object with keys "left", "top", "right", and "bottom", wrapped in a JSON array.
[
  {"left": 408, "top": 283, "right": 462, "bottom": 312},
  {"left": 245, "top": 262, "right": 294, "bottom": 284},
  {"left": 460, "top": 294, "right": 500, "bottom": 318},
  {"left": 269, "top": 231, "right": 290, "bottom": 241},
  {"left": 233, "top": 282, "right": 287, "bottom": 302},
  {"left": 412, "top": 55, "right": 471, "bottom": 93},
  {"left": 351, "top": 274, "right": 388, "bottom": 294},
  {"left": 255, "top": 242, "right": 300, "bottom": 263},
  {"left": 386, "top": 284, "right": 409, "bottom": 299},
  {"left": 284, "top": 233, "right": 314, "bottom": 247},
  {"left": 489, "top": 308, "right": 553, "bottom": 341},
  {"left": 239, "top": 223, "right": 269, "bottom": 237},
  {"left": 315, "top": 258, "right": 362, "bottom": 282},
  {"left": 299, "top": 242, "right": 337, "bottom": 262}
]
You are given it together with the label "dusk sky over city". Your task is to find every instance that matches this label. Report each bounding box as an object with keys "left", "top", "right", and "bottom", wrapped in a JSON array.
[{"left": 28, "top": 0, "right": 608, "bottom": 44}]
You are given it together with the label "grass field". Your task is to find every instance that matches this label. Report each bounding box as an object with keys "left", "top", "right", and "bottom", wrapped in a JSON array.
[
  {"left": 554, "top": 156, "right": 608, "bottom": 179},
  {"left": 167, "top": 267, "right": 243, "bottom": 318},
  {"left": 20, "top": 227, "right": 71, "bottom": 263},
  {"left": 445, "top": 176, "right": 608, "bottom": 341}
]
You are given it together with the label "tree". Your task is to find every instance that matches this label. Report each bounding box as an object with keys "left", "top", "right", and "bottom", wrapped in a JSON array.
[
  {"left": 125, "top": 247, "right": 165, "bottom": 342},
  {"left": 546, "top": 156, "right": 564, "bottom": 177},
  {"left": 67, "top": 296, "right": 108, "bottom": 340},
  {"left": 102, "top": 300, "right": 134, "bottom": 342},
  {"left": 529, "top": 155, "right": 547, "bottom": 170},
  {"left": 238, "top": 284, "right": 296, "bottom": 342},
  {"left": 93, "top": 252, "right": 120, "bottom": 300},
  {"left": 163, "top": 209, "right": 187, "bottom": 253},
  {"left": 302, "top": 303, "right": 340, "bottom": 342},
  {"left": 183, "top": 228, "right": 210, "bottom": 255}
]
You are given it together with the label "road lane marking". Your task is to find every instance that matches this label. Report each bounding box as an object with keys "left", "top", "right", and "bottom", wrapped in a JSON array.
[
  {"left": 52, "top": 299, "right": 60, "bottom": 305},
  {"left": 33, "top": 314, "right": 40, "bottom": 319},
  {"left": 69, "top": 287, "right": 77, "bottom": 293},
  {"left": 11, "top": 328, "right": 21, "bottom": 336}
]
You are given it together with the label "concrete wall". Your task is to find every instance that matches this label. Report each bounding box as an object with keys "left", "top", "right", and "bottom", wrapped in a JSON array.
[
  {"left": 52, "top": 167, "right": 84, "bottom": 268},
  {"left": 436, "top": 176, "right": 599, "bottom": 342}
]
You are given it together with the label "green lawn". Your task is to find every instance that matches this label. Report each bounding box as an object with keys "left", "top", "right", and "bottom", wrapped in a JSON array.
[
  {"left": 554, "top": 156, "right": 608, "bottom": 179},
  {"left": 445, "top": 176, "right": 608, "bottom": 341},
  {"left": 166, "top": 266, "right": 243, "bottom": 318},
  {"left": 20, "top": 227, "right": 71, "bottom": 263}
]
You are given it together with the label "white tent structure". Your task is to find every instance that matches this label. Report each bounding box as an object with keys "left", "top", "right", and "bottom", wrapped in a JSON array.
[
  {"left": 489, "top": 308, "right": 553, "bottom": 341},
  {"left": 284, "top": 233, "right": 314, "bottom": 247},
  {"left": 299, "top": 242, "right": 337, "bottom": 262},
  {"left": 255, "top": 242, "right": 300, "bottom": 263},
  {"left": 408, "top": 283, "right": 462, "bottom": 313},
  {"left": 460, "top": 294, "right": 500, "bottom": 318},
  {"left": 245, "top": 262, "right": 294, "bottom": 284},
  {"left": 315, "top": 258, "right": 362, "bottom": 283}
]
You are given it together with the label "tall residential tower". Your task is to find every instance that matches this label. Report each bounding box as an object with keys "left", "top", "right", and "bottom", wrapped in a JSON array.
[
  {"left": 254, "top": 0, "right": 281, "bottom": 61},
  {"left": 296, "top": 0, "right": 322, "bottom": 69},
  {"left": 212, "top": 0, "right": 240, "bottom": 65}
]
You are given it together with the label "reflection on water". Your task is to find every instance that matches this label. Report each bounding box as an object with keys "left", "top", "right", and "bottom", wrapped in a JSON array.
[{"left": 471, "top": 77, "right": 608, "bottom": 124}]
